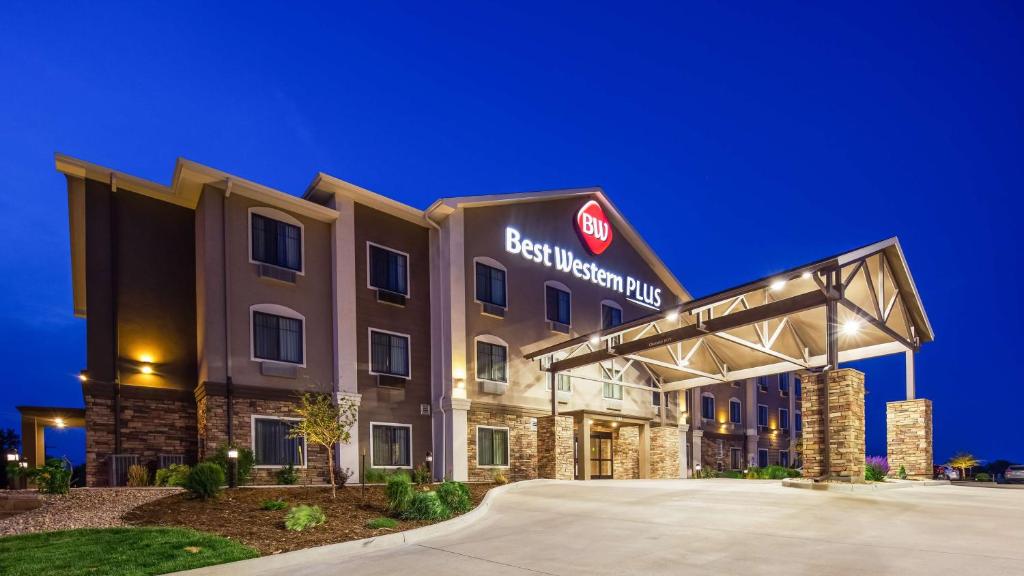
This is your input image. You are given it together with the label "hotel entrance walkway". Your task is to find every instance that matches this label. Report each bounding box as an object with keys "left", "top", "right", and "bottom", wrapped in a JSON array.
[{"left": 178, "top": 479, "right": 1024, "bottom": 576}]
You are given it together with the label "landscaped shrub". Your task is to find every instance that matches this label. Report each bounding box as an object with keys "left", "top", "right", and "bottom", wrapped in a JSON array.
[
  {"left": 865, "top": 455, "right": 890, "bottom": 476},
  {"left": 385, "top": 472, "right": 414, "bottom": 514},
  {"left": 975, "top": 472, "right": 992, "bottom": 482},
  {"left": 29, "top": 459, "right": 72, "bottom": 495},
  {"left": 898, "top": 465, "right": 908, "bottom": 480},
  {"left": 492, "top": 470, "right": 508, "bottom": 485},
  {"left": 411, "top": 464, "right": 432, "bottom": 485},
  {"left": 436, "top": 481, "right": 471, "bottom": 515},
  {"left": 367, "top": 517, "right": 398, "bottom": 529},
  {"left": 275, "top": 464, "right": 298, "bottom": 485},
  {"left": 207, "top": 445, "right": 255, "bottom": 485},
  {"left": 402, "top": 490, "right": 451, "bottom": 521},
  {"left": 695, "top": 467, "right": 719, "bottom": 479},
  {"left": 865, "top": 464, "right": 886, "bottom": 482},
  {"left": 154, "top": 464, "right": 190, "bottom": 487},
  {"left": 335, "top": 467, "right": 352, "bottom": 486},
  {"left": 285, "top": 505, "right": 326, "bottom": 531},
  {"left": 720, "top": 470, "right": 744, "bottom": 479},
  {"left": 745, "top": 467, "right": 761, "bottom": 479},
  {"left": 127, "top": 464, "right": 150, "bottom": 487},
  {"left": 261, "top": 498, "right": 288, "bottom": 511},
  {"left": 184, "top": 462, "right": 225, "bottom": 499},
  {"left": 364, "top": 468, "right": 389, "bottom": 483}
]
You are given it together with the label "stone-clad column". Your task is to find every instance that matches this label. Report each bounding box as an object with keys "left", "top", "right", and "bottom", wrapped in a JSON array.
[
  {"left": 691, "top": 430, "right": 703, "bottom": 474},
  {"left": 537, "top": 415, "right": 574, "bottom": 480},
  {"left": 650, "top": 425, "right": 680, "bottom": 479},
  {"left": 799, "top": 369, "right": 865, "bottom": 481},
  {"left": 678, "top": 424, "right": 690, "bottom": 478},
  {"left": 886, "top": 399, "right": 933, "bottom": 479}
]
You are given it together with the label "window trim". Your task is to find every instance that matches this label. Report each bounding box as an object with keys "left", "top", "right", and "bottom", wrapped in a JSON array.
[
  {"left": 543, "top": 280, "right": 572, "bottom": 326},
  {"left": 366, "top": 241, "right": 411, "bottom": 298},
  {"left": 369, "top": 421, "right": 413, "bottom": 469},
  {"left": 474, "top": 334, "right": 509, "bottom": 384},
  {"left": 249, "top": 304, "right": 306, "bottom": 367},
  {"left": 546, "top": 372, "right": 572, "bottom": 393},
  {"left": 476, "top": 425, "right": 511, "bottom": 469},
  {"left": 701, "top": 392, "right": 716, "bottom": 421},
  {"left": 757, "top": 403, "right": 769, "bottom": 428},
  {"left": 729, "top": 398, "right": 742, "bottom": 424},
  {"left": 248, "top": 207, "right": 305, "bottom": 275},
  {"left": 367, "top": 328, "right": 412, "bottom": 379},
  {"left": 473, "top": 257, "right": 508, "bottom": 311},
  {"left": 251, "top": 415, "right": 307, "bottom": 469},
  {"left": 779, "top": 407, "right": 790, "bottom": 431}
]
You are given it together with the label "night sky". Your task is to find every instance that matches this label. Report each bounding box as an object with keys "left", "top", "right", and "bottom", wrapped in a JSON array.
[{"left": 1, "top": 2, "right": 1021, "bottom": 466}]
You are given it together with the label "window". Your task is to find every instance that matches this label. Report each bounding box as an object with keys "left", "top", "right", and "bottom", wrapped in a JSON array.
[
  {"left": 476, "top": 340, "right": 508, "bottom": 383},
  {"left": 795, "top": 411, "right": 803, "bottom": 432},
  {"left": 601, "top": 302, "right": 623, "bottom": 329},
  {"left": 757, "top": 404, "right": 768, "bottom": 428},
  {"left": 368, "top": 243, "right": 409, "bottom": 296},
  {"left": 475, "top": 261, "right": 507, "bottom": 308},
  {"left": 780, "top": 450, "right": 790, "bottom": 468},
  {"left": 547, "top": 373, "right": 572, "bottom": 392},
  {"left": 253, "top": 417, "right": 305, "bottom": 467},
  {"left": 369, "top": 330, "right": 410, "bottom": 377},
  {"left": 370, "top": 423, "right": 412, "bottom": 468},
  {"left": 729, "top": 398, "right": 742, "bottom": 424},
  {"left": 730, "top": 447, "right": 743, "bottom": 470},
  {"left": 757, "top": 376, "right": 768, "bottom": 392},
  {"left": 477, "top": 426, "right": 509, "bottom": 467},
  {"left": 603, "top": 380, "right": 623, "bottom": 400},
  {"left": 758, "top": 449, "right": 769, "bottom": 468},
  {"left": 701, "top": 394, "right": 715, "bottom": 421},
  {"left": 779, "top": 373, "right": 790, "bottom": 394},
  {"left": 545, "top": 283, "right": 571, "bottom": 325},
  {"left": 651, "top": 382, "right": 662, "bottom": 407},
  {"left": 780, "top": 408, "right": 790, "bottom": 430},
  {"left": 251, "top": 212, "right": 302, "bottom": 271},
  {"left": 795, "top": 378, "right": 802, "bottom": 398},
  {"left": 252, "top": 308, "right": 303, "bottom": 364}
]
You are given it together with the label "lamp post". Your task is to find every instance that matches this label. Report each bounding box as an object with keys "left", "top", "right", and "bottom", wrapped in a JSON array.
[
  {"left": 227, "top": 448, "right": 239, "bottom": 488},
  {"left": 361, "top": 448, "right": 367, "bottom": 501},
  {"left": 425, "top": 451, "right": 433, "bottom": 482}
]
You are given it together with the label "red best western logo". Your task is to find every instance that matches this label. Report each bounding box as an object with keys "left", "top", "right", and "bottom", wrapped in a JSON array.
[{"left": 575, "top": 200, "right": 613, "bottom": 255}]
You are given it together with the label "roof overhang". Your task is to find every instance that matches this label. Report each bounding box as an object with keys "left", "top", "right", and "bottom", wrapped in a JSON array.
[
  {"left": 16, "top": 406, "right": 86, "bottom": 428},
  {"left": 525, "top": 237, "right": 932, "bottom": 393}
]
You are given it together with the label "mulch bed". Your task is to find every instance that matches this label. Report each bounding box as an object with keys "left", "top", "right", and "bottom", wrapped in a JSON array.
[{"left": 124, "top": 483, "right": 494, "bottom": 555}]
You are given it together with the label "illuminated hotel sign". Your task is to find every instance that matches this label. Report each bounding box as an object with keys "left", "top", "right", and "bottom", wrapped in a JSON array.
[
  {"left": 504, "top": 222, "right": 663, "bottom": 310},
  {"left": 575, "top": 200, "right": 613, "bottom": 255}
]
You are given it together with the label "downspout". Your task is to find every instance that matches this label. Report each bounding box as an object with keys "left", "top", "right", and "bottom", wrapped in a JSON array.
[
  {"left": 110, "top": 175, "right": 122, "bottom": 462},
  {"left": 223, "top": 181, "right": 234, "bottom": 446},
  {"left": 423, "top": 214, "right": 447, "bottom": 480}
]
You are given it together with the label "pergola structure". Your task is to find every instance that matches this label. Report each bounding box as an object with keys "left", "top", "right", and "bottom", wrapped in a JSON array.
[
  {"left": 526, "top": 237, "right": 934, "bottom": 480},
  {"left": 15, "top": 406, "right": 86, "bottom": 469}
]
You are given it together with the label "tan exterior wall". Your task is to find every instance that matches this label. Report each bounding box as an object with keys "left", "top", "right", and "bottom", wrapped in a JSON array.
[{"left": 650, "top": 426, "right": 680, "bottom": 479}]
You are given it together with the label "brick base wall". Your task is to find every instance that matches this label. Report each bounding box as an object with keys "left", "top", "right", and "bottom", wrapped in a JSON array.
[
  {"left": 467, "top": 409, "right": 538, "bottom": 482},
  {"left": 613, "top": 426, "right": 639, "bottom": 479},
  {"left": 701, "top": 434, "right": 747, "bottom": 471},
  {"left": 650, "top": 426, "right": 680, "bottom": 479},
  {"left": 800, "top": 369, "right": 865, "bottom": 481},
  {"left": 198, "top": 394, "right": 329, "bottom": 485},
  {"left": 886, "top": 398, "right": 933, "bottom": 479},
  {"left": 85, "top": 390, "right": 197, "bottom": 487},
  {"left": 537, "top": 415, "right": 574, "bottom": 480}
]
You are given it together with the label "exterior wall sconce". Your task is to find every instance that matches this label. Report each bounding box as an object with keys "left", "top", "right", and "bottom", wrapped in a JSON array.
[
  {"left": 54, "top": 418, "right": 66, "bottom": 429},
  {"left": 140, "top": 364, "right": 154, "bottom": 375}
]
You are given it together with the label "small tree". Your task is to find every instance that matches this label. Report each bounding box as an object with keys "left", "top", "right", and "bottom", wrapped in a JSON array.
[
  {"left": 289, "top": 393, "right": 357, "bottom": 498},
  {"left": 948, "top": 452, "right": 980, "bottom": 480}
]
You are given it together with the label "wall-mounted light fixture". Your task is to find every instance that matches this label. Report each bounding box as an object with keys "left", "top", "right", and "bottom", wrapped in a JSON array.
[
  {"left": 140, "top": 364, "right": 154, "bottom": 375},
  {"left": 54, "top": 418, "right": 66, "bottom": 429},
  {"left": 78, "top": 372, "right": 88, "bottom": 382}
]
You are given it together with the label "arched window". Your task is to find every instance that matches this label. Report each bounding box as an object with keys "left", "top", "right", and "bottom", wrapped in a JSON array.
[{"left": 474, "top": 335, "right": 509, "bottom": 383}]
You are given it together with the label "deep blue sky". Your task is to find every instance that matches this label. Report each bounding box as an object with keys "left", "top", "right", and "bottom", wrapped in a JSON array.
[{"left": 1, "top": 2, "right": 1021, "bottom": 466}]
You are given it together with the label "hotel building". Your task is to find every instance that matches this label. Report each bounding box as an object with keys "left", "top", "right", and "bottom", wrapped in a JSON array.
[{"left": 30, "top": 154, "right": 935, "bottom": 486}]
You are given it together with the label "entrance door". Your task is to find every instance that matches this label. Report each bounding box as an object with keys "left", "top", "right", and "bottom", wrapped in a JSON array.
[{"left": 590, "top": 432, "right": 613, "bottom": 479}]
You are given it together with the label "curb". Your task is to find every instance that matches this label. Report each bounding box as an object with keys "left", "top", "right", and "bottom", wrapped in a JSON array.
[
  {"left": 782, "top": 478, "right": 951, "bottom": 492},
  {"left": 173, "top": 479, "right": 551, "bottom": 575}
]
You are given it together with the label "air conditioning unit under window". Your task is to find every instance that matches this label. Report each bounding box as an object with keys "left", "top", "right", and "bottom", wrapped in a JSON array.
[
  {"left": 258, "top": 264, "right": 297, "bottom": 283},
  {"left": 376, "top": 289, "right": 407, "bottom": 306},
  {"left": 481, "top": 303, "right": 506, "bottom": 318},
  {"left": 547, "top": 321, "right": 570, "bottom": 334}
]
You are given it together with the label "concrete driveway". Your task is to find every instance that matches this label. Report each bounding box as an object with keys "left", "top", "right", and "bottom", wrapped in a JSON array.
[{"left": 185, "top": 479, "right": 1024, "bottom": 575}]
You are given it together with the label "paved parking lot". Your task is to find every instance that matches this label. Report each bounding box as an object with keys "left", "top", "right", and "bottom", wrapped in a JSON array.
[{"left": 186, "top": 479, "right": 1024, "bottom": 576}]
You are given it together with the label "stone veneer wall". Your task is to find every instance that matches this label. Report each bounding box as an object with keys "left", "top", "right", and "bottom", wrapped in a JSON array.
[
  {"left": 198, "top": 394, "right": 329, "bottom": 485},
  {"left": 613, "top": 426, "right": 639, "bottom": 479},
  {"left": 701, "top": 434, "right": 746, "bottom": 471},
  {"left": 800, "top": 369, "right": 865, "bottom": 481},
  {"left": 650, "top": 426, "right": 680, "bottom": 479},
  {"left": 537, "top": 415, "right": 574, "bottom": 480},
  {"left": 886, "top": 398, "right": 933, "bottom": 480},
  {"left": 84, "top": 390, "right": 197, "bottom": 487},
  {"left": 467, "top": 408, "right": 539, "bottom": 482}
]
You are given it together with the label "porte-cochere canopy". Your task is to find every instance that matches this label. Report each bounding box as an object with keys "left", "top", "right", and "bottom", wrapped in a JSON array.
[{"left": 525, "top": 238, "right": 933, "bottom": 393}]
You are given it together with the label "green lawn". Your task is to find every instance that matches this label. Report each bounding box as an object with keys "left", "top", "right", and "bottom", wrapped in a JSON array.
[{"left": 0, "top": 527, "right": 259, "bottom": 576}]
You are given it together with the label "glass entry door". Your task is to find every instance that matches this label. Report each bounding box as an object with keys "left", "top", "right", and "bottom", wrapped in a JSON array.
[{"left": 590, "top": 432, "right": 613, "bottom": 479}]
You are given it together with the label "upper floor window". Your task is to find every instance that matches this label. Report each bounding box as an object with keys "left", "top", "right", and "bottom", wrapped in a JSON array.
[
  {"left": 475, "top": 261, "right": 507, "bottom": 308},
  {"left": 251, "top": 305, "right": 304, "bottom": 364},
  {"left": 780, "top": 408, "right": 790, "bottom": 430},
  {"left": 369, "top": 329, "right": 410, "bottom": 378},
  {"left": 368, "top": 243, "right": 409, "bottom": 296},
  {"left": 251, "top": 210, "right": 302, "bottom": 271},
  {"left": 757, "top": 376, "right": 769, "bottom": 392},
  {"left": 729, "top": 398, "right": 742, "bottom": 424},
  {"left": 476, "top": 338, "right": 508, "bottom": 383},
  {"left": 547, "top": 373, "right": 572, "bottom": 392},
  {"left": 603, "top": 380, "right": 623, "bottom": 400},
  {"left": 779, "top": 373, "right": 790, "bottom": 394},
  {"left": 651, "top": 381, "right": 662, "bottom": 407},
  {"left": 601, "top": 302, "right": 623, "bottom": 329},
  {"left": 795, "top": 378, "right": 802, "bottom": 398},
  {"left": 795, "top": 411, "right": 803, "bottom": 432},
  {"left": 701, "top": 393, "right": 715, "bottom": 420},
  {"left": 757, "top": 404, "right": 769, "bottom": 428},
  {"left": 545, "top": 283, "right": 571, "bottom": 326}
]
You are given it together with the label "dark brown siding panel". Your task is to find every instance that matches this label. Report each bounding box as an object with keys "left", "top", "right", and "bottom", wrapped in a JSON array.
[{"left": 84, "top": 179, "right": 116, "bottom": 383}]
